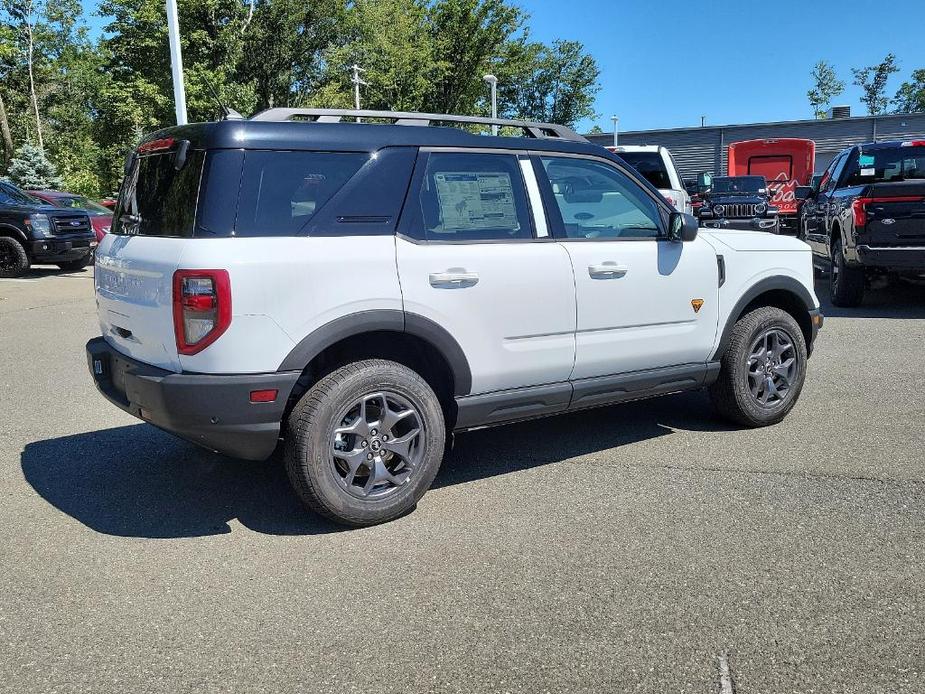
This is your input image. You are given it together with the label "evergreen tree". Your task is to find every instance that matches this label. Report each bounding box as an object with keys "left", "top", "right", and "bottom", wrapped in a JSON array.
[{"left": 7, "top": 142, "right": 62, "bottom": 189}]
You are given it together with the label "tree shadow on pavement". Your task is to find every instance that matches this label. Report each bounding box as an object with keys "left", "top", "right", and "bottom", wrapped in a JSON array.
[{"left": 22, "top": 391, "right": 729, "bottom": 538}]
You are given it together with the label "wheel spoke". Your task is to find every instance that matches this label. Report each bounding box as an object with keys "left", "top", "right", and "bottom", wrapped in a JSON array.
[
  {"left": 381, "top": 405, "right": 416, "bottom": 434},
  {"left": 382, "top": 429, "right": 420, "bottom": 463}
]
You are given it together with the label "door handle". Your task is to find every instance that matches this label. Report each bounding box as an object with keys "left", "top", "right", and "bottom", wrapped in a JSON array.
[
  {"left": 429, "top": 270, "right": 479, "bottom": 289},
  {"left": 588, "top": 262, "right": 628, "bottom": 279}
]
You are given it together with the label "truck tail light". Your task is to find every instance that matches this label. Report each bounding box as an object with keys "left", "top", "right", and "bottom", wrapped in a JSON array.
[
  {"left": 853, "top": 196, "right": 925, "bottom": 228},
  {"left": 663, "top": 194, "right": 676, "bottom": 207},
  {"left": 173, "top": 270, "right": 231, "bottom": 355}
]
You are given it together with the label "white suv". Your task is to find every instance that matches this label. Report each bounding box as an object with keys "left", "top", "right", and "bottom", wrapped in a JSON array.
[
  {"left": 607, "top": 145, "right": 692, "bottom": 214},
  {"left": 87, "top": 109, "right": 823, "bottom": 526}
]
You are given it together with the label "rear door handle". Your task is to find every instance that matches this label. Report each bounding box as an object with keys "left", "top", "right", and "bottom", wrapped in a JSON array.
[
  {"left": 588, "top": 262, "right": 628, "bottom": 279},
  {"left": 429, "top": 270, "right": 479, "bottom": 289}
]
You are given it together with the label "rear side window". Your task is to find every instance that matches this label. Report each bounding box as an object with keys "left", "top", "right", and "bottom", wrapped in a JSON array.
[
  {"left": 843, "top": 145, "right": 925, "bottom": 186},
  {"left": 114, "top": 151, "right": 205, "bottom": 237},
  {"left": 416, "top": 152, "right": 533, "bottom": 242},
  {"left": 235, "top": 151, "right": 366, "bottom": 236},
  {"left": 613, "top": 151, "right": 671, "bottom": 189}
]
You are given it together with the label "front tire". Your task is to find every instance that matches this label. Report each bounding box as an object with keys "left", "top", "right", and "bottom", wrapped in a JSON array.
[
  {"left": 709, "top": 306, "right": 808, "bottom": 427},
  {"left": 0, "top": 237, "right": 30, "bottom": 278},
  {"left": 284, "top": 359, "right": 446, "bottom": 527},
  {"left": 830, "top": 238, "right": 864, "bottom": 307}
]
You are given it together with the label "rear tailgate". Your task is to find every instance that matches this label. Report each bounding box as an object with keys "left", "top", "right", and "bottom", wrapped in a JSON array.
[
  {"left": 861, "top": 181, "right": 925, "bottom": 246},
  {"left": 94, "top": 235, "right": 185, "bottom": 372}
]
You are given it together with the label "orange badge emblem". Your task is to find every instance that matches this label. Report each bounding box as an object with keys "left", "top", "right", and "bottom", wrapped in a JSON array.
[{"left": 691, "top": 298, "right": 704, "bottom": 313}]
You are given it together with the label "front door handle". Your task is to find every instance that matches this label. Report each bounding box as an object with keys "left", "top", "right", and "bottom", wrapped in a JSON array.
[
  {"left": 429, "top": 270, "right": 479, "bottom": 289},
  {"left": 588, "top": 262, "right": 628, "bottom": 279}
]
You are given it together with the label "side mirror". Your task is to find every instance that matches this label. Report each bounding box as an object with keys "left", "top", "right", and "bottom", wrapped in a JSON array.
[
  {"left": 697, "top": 172, "right": 713, "bottom": 194},
  {"left": 669, "top": 212, "right": 698, "bottom": 242},
  {"left": 795, "top": 186, "right": 812, "bottom": 201}
]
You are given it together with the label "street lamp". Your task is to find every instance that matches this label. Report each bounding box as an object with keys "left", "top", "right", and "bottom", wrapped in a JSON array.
[
  {"left": 483, "top": 74, "right": 498, "bottom": 135},
  {"left": 611, "top": 115, "right": 619, "bottom": 147}
]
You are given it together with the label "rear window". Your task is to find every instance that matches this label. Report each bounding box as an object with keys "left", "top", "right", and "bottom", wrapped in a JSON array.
[
  {"left": 844, "top": 146, "right": 925, "bottom": 186},
  {"left": 235, "top": 151, "right": 366, "bottom": 236},
  {"left": 613, "top": 151, "right": 672, "bottom": 189},
  {"left": 113, "top": 150, "right": 205, "bottom": 237}
]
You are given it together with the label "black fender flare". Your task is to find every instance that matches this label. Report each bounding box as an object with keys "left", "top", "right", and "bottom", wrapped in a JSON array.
[
  {"left": 0, "top": 223, "right": 29, "bottom": 244},
  {"left": 711, "top": 276, "right": 815, "bottom": 360},
  {"left": 277, "top": 309, "right": 472, "bottom": 396}
]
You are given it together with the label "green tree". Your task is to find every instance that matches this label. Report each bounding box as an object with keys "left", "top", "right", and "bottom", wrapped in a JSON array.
[
  {"left": 893, "top": 69, "right": 925, "bottom": 113},
  {"left": 499, "top": 39, "right": 600, "bottom": 127},
  {"left": 807, "top": 60, "right": 844, "bottom": 118},
  {"left": 852, "top": 53, "right": 900, "bottom": 115},
  {"left": 6, "top": 141, "right": 62, "bottom": 188}
]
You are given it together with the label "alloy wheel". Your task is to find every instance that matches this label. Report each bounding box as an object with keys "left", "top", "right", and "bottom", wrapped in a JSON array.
[
  {"left": 746, "top": 328, "right": 798, "bottom": 408},
  {"left": 330, "top": 391, "right": 425, "bottom": 499}
]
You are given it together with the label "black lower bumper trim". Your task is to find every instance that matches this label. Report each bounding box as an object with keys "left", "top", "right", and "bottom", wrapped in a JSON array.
[
  {"left": 86, "top": 337, "right": 300, "bottom": 460},
  {"left": 856, "top": 245, "right": 925, "bottom": 271}
]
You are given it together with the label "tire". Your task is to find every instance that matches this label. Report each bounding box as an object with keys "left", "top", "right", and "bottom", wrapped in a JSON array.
[
  {"left": 57, "top": 253, "right": 92, "bottom": 272},
  {"left": 284, "top": 359, "right": 446, "bottom": 527},
  {"left": 829, "top": 237, "right": 864, "bottom": 307},
  {"left": 709, "top": 306, "right": 808, "bottom": 427},
  {"left": 0, "top": 236, "right": 30, "bottom": 278}
]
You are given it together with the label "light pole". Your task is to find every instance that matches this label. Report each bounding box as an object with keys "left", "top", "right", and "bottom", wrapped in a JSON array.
[
  {"left": 165, "top": 0, "right": 187, "bottom": 125},
  {"left": 483, "top": 74, "right": 498, "bottom": 135},
  {"left": 611, "top": 115, "right": 619, "bottom": 147}
]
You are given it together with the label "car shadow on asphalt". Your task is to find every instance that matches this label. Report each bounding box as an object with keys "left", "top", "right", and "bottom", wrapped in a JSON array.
[
  {"left": 815, "top": 277, "right": 925, "bottom": 319},
  {"left": 21, "top": 391, "right": 730, "bottom": 538}
]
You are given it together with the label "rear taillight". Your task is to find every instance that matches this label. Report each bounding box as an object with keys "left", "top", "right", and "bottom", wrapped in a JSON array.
[
  {"left": 172, "top": 270, "right": 231, "bottom": 355},
  {"left": 853, "top": 196, "right": 925, "bottom": 228}
]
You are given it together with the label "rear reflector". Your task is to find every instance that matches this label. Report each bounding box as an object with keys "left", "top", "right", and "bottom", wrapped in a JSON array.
[
  {"left": 249, "top": 389, "right": 278, "bottom": 403},
  {"left": 172, "top": 270, "right": 231, "bottom": 355}
]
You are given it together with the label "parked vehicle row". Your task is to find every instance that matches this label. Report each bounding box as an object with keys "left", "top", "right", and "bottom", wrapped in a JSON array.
[
  {"left": 86, "top": 109, "right": 821, "bottom": 527},
  {"left": 797, "top": 139, "right": 925, "bottom": 306},
  {"left": 0, "top": 181, "right": 97, "bottom": 277}
]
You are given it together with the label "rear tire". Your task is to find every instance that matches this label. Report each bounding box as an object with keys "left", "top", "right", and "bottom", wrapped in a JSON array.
[
  {"left": 830, "top": 238, "right": 864, "bottom": 307},
  {"left": 284, "top": 359, "right": 446, "bottom": 527},
  {"left": 709, "top": 306, "right": 808, "bottom": 427},
  {"left": 57, "top": 253, "right": 91, "bottom": 272},
  {"left": 0, "top": 237, "right": 29, "bottom": 278}
]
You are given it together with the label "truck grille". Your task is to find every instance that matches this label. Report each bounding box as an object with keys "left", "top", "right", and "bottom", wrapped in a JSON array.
[
  {"left": 717, "top": 203, "right": 758, "bottom": 219},
  {"left": 51, "top": 214, "right": 92, "bottom": 235}
]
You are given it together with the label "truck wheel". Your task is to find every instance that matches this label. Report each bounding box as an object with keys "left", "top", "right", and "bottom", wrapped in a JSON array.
[
  {"left": 57, "top": 253, "right": 91, "bottom": 272},
  {"left": 0, "top": 237, "right": 30, "bottom": 278},
  {"left": 284, "top": 359, "right": 446, "bottom": 527},
  {"left": 709, "top": 306, "right": 808, "bottom": 427},
  {"left": 830, "top": 238, "right": 864, "bottom": 307}
]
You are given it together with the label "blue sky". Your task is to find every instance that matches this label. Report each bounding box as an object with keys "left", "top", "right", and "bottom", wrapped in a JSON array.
[{"left": 83, "top": 0, "right": 925, "bottom": 132}]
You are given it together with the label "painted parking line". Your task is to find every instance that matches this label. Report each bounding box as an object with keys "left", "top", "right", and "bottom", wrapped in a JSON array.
[{"left": 717, "top": 654, "right": 735, "bottom": 694}]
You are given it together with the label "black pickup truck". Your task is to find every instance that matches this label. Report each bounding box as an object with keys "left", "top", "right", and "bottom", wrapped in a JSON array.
[
  {"left": 798, "top": 140, "right": 925, "bottom": 306},
  {"left": 0, "top": 180, "right": 96, "bottom": 277}
]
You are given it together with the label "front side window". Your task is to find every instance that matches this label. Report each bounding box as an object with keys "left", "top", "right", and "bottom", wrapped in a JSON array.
[
  {"left": 416, "top": 152, "right": 533, "bottom": 242},
  {"left": 540, "top": 157, "right": 663, "bottom": 240},
  {"left": 235, "top": 151, "right": 366, "bottom": 236}
]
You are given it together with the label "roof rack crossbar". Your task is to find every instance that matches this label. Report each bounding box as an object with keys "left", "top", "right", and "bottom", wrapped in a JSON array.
[{"left": 250, "top": 108, "right": 587, "bottom": 142}]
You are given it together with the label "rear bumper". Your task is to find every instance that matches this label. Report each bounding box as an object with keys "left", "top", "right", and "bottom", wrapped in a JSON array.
[
  {"left": 86, "top": 337, "right": 300, "bottom": 460},
  {"left": 856, "top": 245, "right": 925, "bottom": 271},
  {"left": 32, "top": 235, "right": 96, "bottom": 261}
]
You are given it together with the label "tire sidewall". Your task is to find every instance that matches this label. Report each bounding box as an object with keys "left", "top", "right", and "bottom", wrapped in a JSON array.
[
  {"left": 0, "top": 237, "right": 29, "bottom": 278},
  {"left": 290, "top": 361, "right": 445, "bottom": 525}
]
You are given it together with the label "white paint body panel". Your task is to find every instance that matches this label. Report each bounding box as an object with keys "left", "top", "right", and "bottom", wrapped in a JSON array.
[
  {"left": 563, "top": 238, "right": 720, "bottom": 379},
  {"left": 396, "top": 237, "right": 576, "bottom": 394}
]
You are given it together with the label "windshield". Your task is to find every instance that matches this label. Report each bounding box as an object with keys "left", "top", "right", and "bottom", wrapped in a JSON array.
[
  {"left": 613, "top": 151, "right": 672, "bottom": 189},
  {"left": 0, "top": 181, "right": 42, "bottom": 206},
  {"left": 56, "top": 195, "right": 112, "bottom": 215},
  {"left": 844, "top": 145, "right": 925, "bottom": 185},
  {"left": 712, "top": 176, "right": 765, "bottom": 194}
]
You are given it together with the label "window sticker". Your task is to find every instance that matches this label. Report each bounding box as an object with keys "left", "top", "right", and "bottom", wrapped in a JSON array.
[
  {"left": 860, "top": 167, "right": 876, "bottom": 177},
  {"left": 859, "top": 153, "right": 875, "bottom": 167},
  {"left": 434, "top": 172, "right": 519, "bottom": 231}
]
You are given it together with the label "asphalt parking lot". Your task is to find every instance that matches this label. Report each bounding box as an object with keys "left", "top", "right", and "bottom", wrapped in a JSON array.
[{"left": 1, "top": 268, "right": 924, "bottom": 693}]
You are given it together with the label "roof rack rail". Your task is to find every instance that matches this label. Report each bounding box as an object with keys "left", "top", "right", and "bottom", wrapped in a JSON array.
[{"left": 249, "top": 108, "right": 588, "bottom": 143}]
